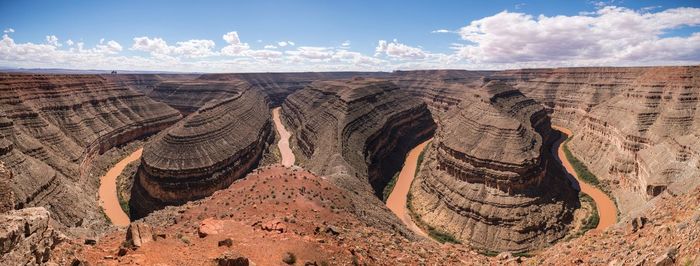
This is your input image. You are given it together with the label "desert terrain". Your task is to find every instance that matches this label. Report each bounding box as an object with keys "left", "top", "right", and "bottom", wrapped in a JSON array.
[{"left": 2, "top": 67, "right": 699, "bottom": 265}]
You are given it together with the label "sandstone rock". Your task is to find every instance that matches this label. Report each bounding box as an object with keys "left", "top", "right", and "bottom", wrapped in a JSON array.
[
  {"left": 495, "top": 66, "right": 700, "bottom": 215},
  {"left": 282, "top": 252, "right": 296, "bottom": 265},
  {"left": 259, "top": 219, "right": 286, "bottom": 233},
  {"left": 0, "top": 74, "right": 181, "bottom": 227},
  {"left": 131, "top": 86, "right": 274, "bottom": 218},
  {"left": 126, "top": 222, "right": 154, "bottom": 247},
  {"left": 215, "top": 252, "right": 249, "bottom": 266},
  {"left": 0, "top": 207, "right": 62, "bottom": 265},
  {"left": 410, "top": 80, "right": 577, "bottom": 252},
  {"left": 198, "top": 218, "right": 225, "bottom": 237},
  {"left": 281, "top": 78, "right": 436, "bottom": 234},
  {"left": 628, "top": 215, "right": 648, "bottom": 233},
  {"left": 218, "top": 238, "right": 233, "bottom": 247},
  {"left": 0, "top": 162, "right": 13, "bottom": 213}
]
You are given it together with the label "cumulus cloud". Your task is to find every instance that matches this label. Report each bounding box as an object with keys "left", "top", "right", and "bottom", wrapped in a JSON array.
[
  {"left": 264, "top": 44, "right": 277, "bottom": 49},
  {"left": 221, "top": 31, "right": 250, "bottom": 56},
  {"left": 132, "top": 36, "right": 216, "bottom": 57},
  {"left": 375, "top": 39, "right": 427, "bottom": 59},
  {"left": 341, "top": 40, "right": 351, "bottom": 47},
  {"left": 66, "top": 39, "right": 74, "bottom": 46},
  {"left": 456, "top": 6, "right": 700, "bottom": 64},
  {"left": 277, "top": 41, "right": 295, "bottom": 47},
  {"left": 96, "top": 40, "right": 123, "bottom": 54},
  {"left": 3, "top": 28, "right": 14, "bottom": 34}
]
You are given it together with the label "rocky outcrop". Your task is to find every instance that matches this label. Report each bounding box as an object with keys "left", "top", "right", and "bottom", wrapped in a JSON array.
[
  {"left": 495, "top": 66, "right": 700, "bottom": 214},
  {"left": 0, "top": 74, "right": 181, "bottom": 228},
  {"left": 409, "top": 80, "right": 577, "bottom": 252},
  {"left": 0, "top": 162, "right": 13, "bottom": 213},
  {"left": 144, "top": 79, "right": 247, "bottom": 115},
  {"left": 281, "top": 78, "right": 436, "bottom": 232},
  {"left": 130, "top": 86, "right": 274, "bottom": 218},
  {"left": 0, "top": 207, "right": 64, "bottom": 265}
]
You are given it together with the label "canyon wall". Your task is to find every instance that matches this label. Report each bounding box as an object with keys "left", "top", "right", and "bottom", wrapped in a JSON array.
[
  {"left": 409, "top": 80, "right": 577, "bottom": 252},
  {"left": 495, "top": 66, "right": 700, "bottom": 214},
  {"left": 0, "top": 74, "right": 181, "bottom": 227},
  {"left": 281, "top": 78, "right": 436, "bottom": 233},
  {"left": 391, "top": 70, "right": 493, "bottom": 113},
  {"left": 130, "top": 85, "right": 274, "bottom": 218}
]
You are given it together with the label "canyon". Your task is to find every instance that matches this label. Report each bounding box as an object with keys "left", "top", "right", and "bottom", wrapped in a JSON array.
[{"left": 1, "top": 66, "right": 699, "bottom": 265}]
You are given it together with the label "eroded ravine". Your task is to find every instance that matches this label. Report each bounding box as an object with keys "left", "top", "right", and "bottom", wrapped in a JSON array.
[
  {"left": 98, "top": 148, "right": 142, "bottom": 227},
  {"left": 386, "top": 139, "right": 432, "bottom": 239},
  {"left": 272, "top": 107, "right": 296, "bottom": 166},
  {"left": 552, "top": 125, "right": 617, "bottom": 230}
]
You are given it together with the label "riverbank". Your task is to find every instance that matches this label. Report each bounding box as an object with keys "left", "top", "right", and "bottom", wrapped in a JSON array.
[
  {"left": 386, "top": 139, "right": 432, "bottom": 239},
  {"left": 552, "top": 125, "right": 617, "bottom": 230},
  {"left": 98, "top": 148, "right": 142, "bottom": 227}
]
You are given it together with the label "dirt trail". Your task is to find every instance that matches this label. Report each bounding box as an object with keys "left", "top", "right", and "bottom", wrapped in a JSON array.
[
  {"left": 98, "top": 148, "right": 142, "bottom": 227},
  {"left": 386, "top": 139, "right": 432, "bottom": 239},
  {"left": 552, "top": 125, "right": 617, "bottom": 230},
  {"left": 272, "top": 107, "right": 295, "bottom": 167}
]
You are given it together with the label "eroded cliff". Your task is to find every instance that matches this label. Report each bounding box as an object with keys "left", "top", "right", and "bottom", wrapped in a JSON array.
[
  {"left": 281, "top": 78, "right": 436, "bottom": 233},
  {"left": 496, "top": 66, "right": 700, "bottom": 214},
  {"left": 0, "top": 74, "right": 181, "bottom": 228},
  {"left": 130, "top": 85, "right": 274, "bottom": 218},
  {"left": 409, "top": 80, "right": 578, "bottom": 252}
]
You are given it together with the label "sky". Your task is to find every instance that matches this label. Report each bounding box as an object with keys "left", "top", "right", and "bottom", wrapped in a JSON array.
[{"left": 1, "top": 0, "right": 700, "bottom": 72}]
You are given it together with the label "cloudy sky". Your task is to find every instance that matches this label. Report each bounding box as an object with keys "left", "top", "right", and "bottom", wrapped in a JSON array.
[{"left": 1, "top": 0, "right": 699, "bottom": 72}]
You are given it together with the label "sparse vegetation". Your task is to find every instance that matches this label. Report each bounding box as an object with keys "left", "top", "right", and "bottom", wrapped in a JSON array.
[
  {"left": 382, "top": 172, "right": 400, "bottom": 202},
  {"left": 579, "top": 193, "right": 600, "bottom": 232},
  {"left": 562, "top": 138, "right": 600, "bottom": 187},
  {"left": 414, "top": 141, "right": 432, "bottom": 177},
  {"left": 406, "top": 183, "right": 461, "bottom": 244}
]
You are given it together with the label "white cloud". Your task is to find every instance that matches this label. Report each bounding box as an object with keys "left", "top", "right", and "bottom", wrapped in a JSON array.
[
  {"left": 45, "top": 35, "right": 61, "bottom": 47},
  {"left": 221, "top": 31, "right": 250, "bottom": 56},
  {"left": 96, "top": 40, "right": 122, "bottom": 54},
  {"left": 341, "top": 40, "right": 351, "bottom": 47},
  {"left": 431, "top": 29, "right": 451, "bottom": 33},
  {"left": 132, "top": 37, "right": 216, "bottom": 57},
  {"left": 244, "top": 49, "right": 282, "bottom": 59},
  {"left": 3, "top": 28, "right": 14, "bottom": 34},
  {"left": 277, "top": 41, "right": 295, "bottom": 47},
  {"left": 66, "top": 39, "right": 74, "bottom": 46},
  {"left": 264, "top": 44, "right": 277, "bottom": 49},
  {"left": 375, "top": 39, "right": 427, "bottom": 59},
  {"left": 456, "top": 6, "right": 700, "bottom": 64},
  {"left": 286, "top": 46, "right": 334, "bottom": 60}
]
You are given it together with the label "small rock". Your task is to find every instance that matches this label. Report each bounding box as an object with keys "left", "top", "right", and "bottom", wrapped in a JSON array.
[
  {"left": 628, "top": 215, "right": 648, "bottom": 233},
  {"left": 126, "top": 222, "right": 154, "bottom": 247},
  {"left": 84, "top": 239, "right": 97, "bottom": 245},
  {"left": 304, "top": 261, "right": 319, "bottom": 266},
  {"left": 215, "top": 252, "right": 249, "bottom": 266},
  {"left": 282, "top": 252, "right": 297, "bottom": 265},
  {"left": 260, "top": 219, "right": 286, "bottom": 233},
  {"left": 103, "top": 255, "right": 114, "bottom": 260},
  {"left": 117, "top": 247, "right": 128, "bottom": 256},
  {"left": 497, "top": 252, "right": 513, "bottom": 260},
  {"left": 325, "top": 225, "right": 340, "bottom": 236},
  {"left": 218, "top": 238, "right": 233, "bottom": 247},
  {"left": 199, "top": 218, "right": 225, "bottom": 238}
]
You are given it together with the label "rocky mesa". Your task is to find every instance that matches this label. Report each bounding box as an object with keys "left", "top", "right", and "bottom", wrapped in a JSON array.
[
  {"left": 130, "top": 85, "right": 274, "bottom": 218},
  {"left": 409, "top": 80, "right": 578, "bottom": 252}
]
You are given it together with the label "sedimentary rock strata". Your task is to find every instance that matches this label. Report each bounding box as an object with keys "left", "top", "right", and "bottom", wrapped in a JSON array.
[
  {"left": 409, "top": 80, "right": 577, "bottom": 252},
  {"left": 281, "top": 78, "right": 436, "bottom": 232},
  {"left": 0, "top": 207, "right": 64, "bottom": 265},
  {"left": 131, "top": 86, "right": 274, "bottom": 218},
  {"left": 391, "top": 70, "right": 493, "bottom": 113},
  {"left": 0, "top": 74, "right": 181, "bottom": 227},
  {"left": 0, "top": 162, "right": 13, "bottom": 213},
  {"left": 496, "top": 66, "right": 700, "bottom": 214}
]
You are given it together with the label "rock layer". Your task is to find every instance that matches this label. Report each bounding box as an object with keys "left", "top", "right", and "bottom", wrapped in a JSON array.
[
  {"left": 0, "top": 74, "right": 181, "bottom": 227},
  {"left": 281, "top": 78, "right": 436, "bottom": 233},
  {"left": 131, "top": 85, "right": 274, "bottom": 218},
  {"left": 496, "top": 66, "right": 700, "bottom": 214},
  {"left": 0, "top": 207, "right": 63, "bottom": 265},
  {"left": 409, "top": 80, "right": 577, "bottom": 252}
]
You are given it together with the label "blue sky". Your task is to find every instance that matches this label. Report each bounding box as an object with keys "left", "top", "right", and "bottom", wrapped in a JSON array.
[{"left": 1, "top": 0, "right": 699, "bottom": 72}]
